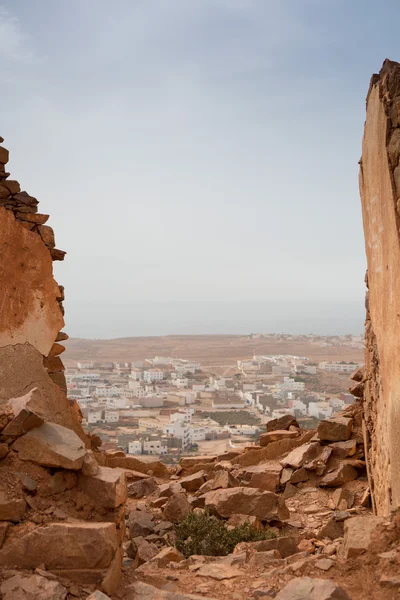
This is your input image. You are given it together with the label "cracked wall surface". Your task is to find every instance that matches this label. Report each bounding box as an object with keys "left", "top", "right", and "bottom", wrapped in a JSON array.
[
  {"left": 360, "top": 59, "right": 400, "bottom": 515},
  {"left": 0, "top": 136, "right": 85, "bottom": 441}
]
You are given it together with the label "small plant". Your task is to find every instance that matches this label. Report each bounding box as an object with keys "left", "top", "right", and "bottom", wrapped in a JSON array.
[{"left": 174, "top": 510, "right": 276, "bottom": 558}]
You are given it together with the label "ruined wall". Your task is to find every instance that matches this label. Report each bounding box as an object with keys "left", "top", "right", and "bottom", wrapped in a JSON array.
[
  {"left": 0, "top": 136, "right": 84, "bottom": 440},
  {"left": 360, "top": 59, "right": 400, "bottom": 515}
]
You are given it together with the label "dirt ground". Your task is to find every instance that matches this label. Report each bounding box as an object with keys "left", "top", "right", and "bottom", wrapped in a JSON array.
[{"left": 63, "top": 335, "right": 364, "bottom": 368}]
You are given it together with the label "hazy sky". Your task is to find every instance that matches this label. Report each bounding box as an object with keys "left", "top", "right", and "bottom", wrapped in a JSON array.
[{"left": 1, "top": 1, "right": 398, "bottom": 338}]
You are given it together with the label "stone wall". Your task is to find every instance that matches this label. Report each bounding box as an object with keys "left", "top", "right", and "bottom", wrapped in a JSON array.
[
  {"left": 0, "top": 137, "right": 126, "bottom": 594},
  {"left": 0, "top": 136, "right": 84, "bottom": 440},
  {"left": 359, "top": 59, "right": 400, "bottom": 515}
]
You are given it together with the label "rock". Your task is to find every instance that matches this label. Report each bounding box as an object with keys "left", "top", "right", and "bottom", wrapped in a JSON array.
[
  {"left": 13, "top": 422, "right": 86, "bottom": 470},
  {"left": 317, "top": 517, "right": 345, "bottom": 540},
  {"left": 317, "top": 417, "right": 353, "bottom": 442},
  {"left": 2, "top": 388, "right": 46, "bottom": 437},
  {"left": 151, "top": 496, "right": 169, "bottom": 508},
  {"left": 332, "top": 488, "right": 354, "bottom": 510},
  {"left": 0, "top": 442, "right": 9, "bottom": 459},
  {"left": 0, "top": 521, "right": 9, "bottom": 547},
  {"left": 343, "top": 515, "right": 384, "bottom": 559},
  {"left": 163, "top": 493, "right": 192, "bottom": 522},
  {"left": 47, "top": 471, "right": 77, "bottom": 494},
  {"left": 303, "top": 446, "right": 332, "bottom": 474},
  {"left": 128, "top": 477, "right": 158, "bottom": 498},
  {"left": 349, "top": 382, "right": 364, "bottom": 398},
  {"left": 180, "top": 455, "right": 217, "bottom": 468},
  {"left": 282, "top": 483, "right": 298, "bottom": 499},
  {"left": 329, "top": 440, "right": 357, "bottom": 459},
  {"left": 87, "top": 592, "right": 112, "bottom": 600},
  {"left": 244, "top": 463, "right": 282, "bottom": 492},
  {"left": 290, "top": 467, "right": 309, "bottom": 484},
  {"left": 227, "top": 514, "right": 263, "bottom": 529},
  {"left": 247, "top": 549, "right": 282, "bottom": 568},
  {"left": 315, "top": 558, "right": 334, "bottom": 570},
  {"left": 0, "top": 491, "right": 26, "bottom": 522},
  {"left": 157, "top": 481, "right": 184, "bottom": 498},
  {"left": 319, "top": 464, "right": 358, "bottom": 487},
  {"left": 207, "top": 469, "right": 239, "bottom": 490},
  {"left": 180, "top": 471, "right": 206, "bottom": 492},
  {"left": 15, "top": 212, "right": 49, "bottom": 224},
  {"left": 133, "top": 538, "right": 159, "bottom": 567},
  {"left": 78, "top": 466, "right": 127, "bottom": 508},
  {"left": 104, "top": 455, "right": 168, "bottom": 477},
  {"left": 128, "top": 510, "right": 155, "bottom": 538},
  {"left": 81, "top": 450, "right": 99, "bottom": 476},
  {"left": 260, "top": 430, "right": 299, "bottom": 446},
  {"left": 267, "top": 415, "right": 299, "bottom": 432},
  {"left": 380, "top": 575, "right": 400, "bottom": 587},
  {"left": 235, "top": 536, "right": 298, "bottom": 558},
  {"left": 152, "top": 546, "right": 185, "bottom": 567},
  {"left": 196, "top": 562, "right": 242, "bottom": 580},
  {"left": 38, "top": 225, "right": 56, "bottom": 248},
  {"left": 281, "top": 467, "right": 293, "bottom": 485},
  {"left": 275, "top": 577, "right": 351, "bottom": 600},
  {"left": 0, "top": 574, "right": 67, "bottom": 600},
  {"left": 0, "top": 522, "right": 118, "bottom": 569},
  {"left": 125, "top": 581, "right": 216, "bottom": 599},
  {"left": 204, "top": 487, "right": 289, "bottom": 521},
  {"left": 281, "top": 443, "right": 321, "bottom": 469},
  {"left": 16, "top": 472, "right": 37, "bottom": 492},
  {"left": 350, "top": 367, "right": 364, "bottom": 382}
]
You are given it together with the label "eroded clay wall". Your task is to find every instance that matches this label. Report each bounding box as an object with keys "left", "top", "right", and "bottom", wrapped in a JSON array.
[
  {"left": 0, "top": 136, "right": 85, "bottom": 440},
  {"left": 360, "top": 59, "right": 400, "bottom": 515}
]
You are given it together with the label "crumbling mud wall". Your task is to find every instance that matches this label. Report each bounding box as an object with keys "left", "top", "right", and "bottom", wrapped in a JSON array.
[
  {"left": 359, "top": 59, "right": 400, "bottom": 515},
  {"left": 0, "top": 137, "right": 84, "bottom": 439}
]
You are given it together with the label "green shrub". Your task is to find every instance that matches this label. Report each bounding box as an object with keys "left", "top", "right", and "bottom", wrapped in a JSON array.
[{"left": 174, "top": 510, "right": 276, "bottom": 558}]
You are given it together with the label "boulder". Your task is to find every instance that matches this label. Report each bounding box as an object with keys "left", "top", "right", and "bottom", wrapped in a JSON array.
[
  {"left": 0, "top": 491, "right": 26, "bottom": 522},
  {"left": 128, "top": 510, "right": 155, "bottom": 538},
  {"left": 260, "top": 430, "right": 299, "bottom": 446},
  {"left": 180, "top": 455, "right": 216, "bottom": 468},
  {"left": 275, "top": 577, "right": 351, "bottom": 600},
  {"left": 180, "top": 471, "right": 206, "bottom": 492},
  {"left": 0, "top": 442, "right": 9, "bottom": 459},
  {"left": 267, "top": 415, "right": 299, "bottom": 432},
  {"left": 234, "top": 536, "right": 298, "bottom": 558},
  {"left": 0, "top": 574, "right": 67, "bottom": 600},
  {"left": 104, "top": 455, "right": 167, "bottom": 477},
  {"left": 13, "top": 422, "right": 86, "bottom": 470},
  {"left": 281, "top": 442, "right": 321, "bottom": 469},
  {"left": 0, "top": 522, "right": 118, "bottom": 569},
  {"left": 196, "top": 562, "right": 242, "bottom": 580},
  {"left": 317, "top": 417, "right": 353, "bottom": 442},
  {"left": 133, "top": 538, "right": 159, "bottom": 567},
  {"left": 227, "top": 514, "right": 263, "bottom": 529},
  {"left": 343, "top": 515, "right": 384, "bottom": 559},
  {"left": 332, "top": 488, "right": 354, "bottom": 510},
  {"left": 128, "top": 477, "right": 158, "bottom": 498},
  {"left": 125, "top": 581, "right": 216, "bottom": 599},
  {"left": 207, "top": 469, "right": 239, "bottom": 490},
  {"left": 87, "top": 593, "right": 112, "bottom": 600},
  {"left": 1, "top": 388, "right": 46, "bottom": 437},
  {"left": 246, "top": 464, "right": 282, "bottom": 492},
  {"left": 157, "top": 481, "right": 184, "bottom": 498},
  {"left": 329, "top": 440, "right": 357, "bottom": 458},
  {"left": 163, "top": 493, "right": 192, "bottom": 522},
  {"left": 204, "top": 487, "right": 289, "bottom": 521},
  {"left": 290, "top": 467, "right": 309, "bottom": 484},
  {"left": 81, "top": 450, "right": 99, "bottom": 476},
  {"left": 152, "top": 546, "right": 185, "bottom": 567},
  {"left": 78, "top": 466, "right": 127, "bottom": 508},
  {"left": 319, "top": 464, "right": 358, "bottom": 487}
]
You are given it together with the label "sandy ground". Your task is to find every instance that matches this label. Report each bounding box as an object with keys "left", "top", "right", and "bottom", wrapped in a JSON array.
[{"left": 63, "top": 335, "right": 364, "bottom": 368}]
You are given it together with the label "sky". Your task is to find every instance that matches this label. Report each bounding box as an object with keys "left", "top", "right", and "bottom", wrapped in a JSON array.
[{"left": 1, "top": 0, "right": 399, "bottom": 338}]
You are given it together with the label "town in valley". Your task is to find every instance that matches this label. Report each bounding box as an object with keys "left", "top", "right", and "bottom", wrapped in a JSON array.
[{"left": 65, "top": 333, "right": 363, "bottom": 462}]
